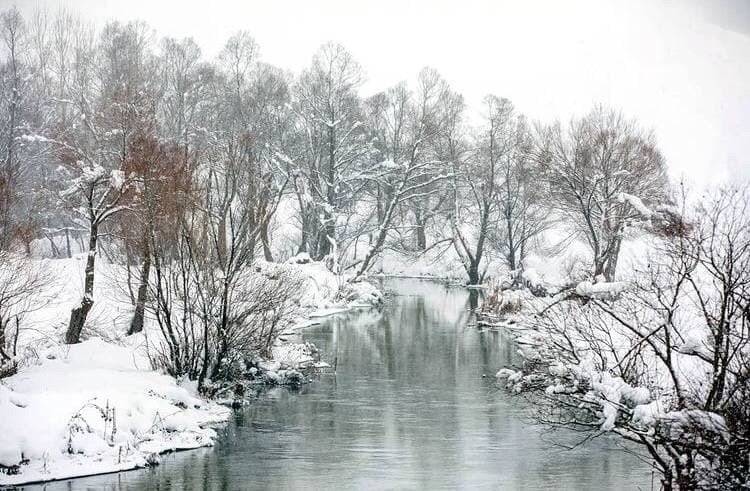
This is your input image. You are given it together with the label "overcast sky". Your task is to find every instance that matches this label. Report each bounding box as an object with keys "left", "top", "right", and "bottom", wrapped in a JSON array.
[{"left": 4, "top": 0, "right": 750, "bottom": 185}]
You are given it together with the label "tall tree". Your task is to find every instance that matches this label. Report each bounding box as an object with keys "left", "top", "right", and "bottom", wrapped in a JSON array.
[
  {"left": 292, "top": 43, "right": 369, "bottom": 262},
  {"left": 535, "top": 106, "right": 669, "bottom": 281},
  {"left": 355, "top": 68, "right": 455, "bottom": 278},
  {"left": 451, "top": 95, "right": 514, "bottom": 285},
  {"left": 493, "top": 110, "right": 550, "bottom": 281},
  {"left": 0, "top": 7, "right": 30, "bottom": 251}
]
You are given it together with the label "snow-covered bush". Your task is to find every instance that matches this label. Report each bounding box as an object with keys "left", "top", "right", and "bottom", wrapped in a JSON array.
[
  {"left": 146, "top": 260, "right": 305, "bottom": 389},
  {"left": 335, "top": 280, "right": 384, "bottom": 307},
  {"left": 499, "top": 187, "right": 750, "bottom": 490},
  {"left": 0, "top": 254, "right": 52, "bottom": 378}
]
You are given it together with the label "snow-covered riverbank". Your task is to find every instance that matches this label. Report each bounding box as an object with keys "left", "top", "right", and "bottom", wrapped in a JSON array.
[
  {"left": 0, "top": 256, "right": 382, "bottom": 486},
  {"left": 0, "top": 336, "right": 230, "bottom": 486}
]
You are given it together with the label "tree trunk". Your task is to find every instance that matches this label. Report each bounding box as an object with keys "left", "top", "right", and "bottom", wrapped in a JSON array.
[
  {"left": 128, "top": 244, "right": 151, "bottom": 335},
  {"left": 65, "top": 228, "right": 72, "bottom": 258},
  {"left": 593, "top": 255, "right": 607, "bottom": 281},
  {"left": 414, "top": 206, "right": 427, "bottom": 250},
  {"left": 217, "top": 214, "right": 227, "bottom": 265},
  {"left": 468, "top": 288, "right": 480, "bottom": 310},
  {"left": 467, "top": 261, "right": 481, "bottom": 286},
  {"left": 318, "top": 119, "right": 337, "bottom": 261},
  {"left": 298, "top": 219, "right": 309, "bottom": 255},
  {"left": 46, "top": 233, "right": 60, "bottom": 258},
  {"left": 603, "top": 236, "right": 622, "bottom": 282},
  {"left": 260, "top": 219, "right": 274, "bottom": 262},
  {"left": 65, "top": 297, "right": 93, "bottom": 344},
  {"left": 65, "top": 222, "right": 98, "bottom": 344},
  {"left": 315, "top": 224, "right": 332, "bottom": 260}
]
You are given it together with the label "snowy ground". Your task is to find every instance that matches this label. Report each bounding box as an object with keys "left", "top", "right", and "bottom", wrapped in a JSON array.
[
  {"left": 0, "top": 336, "right": 230, "bottom": 486},
  {"left": 0, "top": 255, "right": 383, "bottom": 486}
]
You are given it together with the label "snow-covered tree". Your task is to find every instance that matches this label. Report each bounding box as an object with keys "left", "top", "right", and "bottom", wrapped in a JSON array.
[
  {"left": 41, "top": 20, "right": 153, "bottom": 343},
  {"left": 291, "top": 43, "right": 370, "bottom": 262},
  {"left": 355, "top": 68, "right": 456, "bottom": 279},
  {"left": 534, "top": 106, "right": 670, "bottom": 281},
  {"left": 451, "top": 95, "right": 514, "bottom": 285},
  {"left": 492, "top": 112, "right": 550, "bottom": 280}
]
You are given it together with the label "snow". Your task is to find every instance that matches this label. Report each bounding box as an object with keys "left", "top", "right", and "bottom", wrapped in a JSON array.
[
  {"left": 336, "top": 280, "right": 384, "bottom": 307},
  {"left": 521, "top": 268, "right": 543, "bottom": 288},
  {"left": 676, "top": 328, "right": 710, "bottom": 357},
  {"left": 663, "top": 410, "right": 729, "bottom": 440},
  {"left": 0, "top": 336, "right": 230, "bottom": 485},
  {"left": 575, "top": 280, "right": 628, "bottom": 298},
  {"left": 271, "top": 342, "right": 316, "bottom": 368},
  {"left": 618, "top": 192, "right": 654, "bottom": 219},
  {"left": 632, "top": 400, "right": 664, "bottom": 427},
  {"left": 589, "top": 373, "right": 652, "bottom": 431},
  {"left": 495, "top": 368, "right": 517, "bottom": 379},
  {"left": 109, "top": 169, "right": 125, "bottom": 190},
  {"left": 286, "top": 252, "right": 311, "bottom": 264},
  {"left": 375, "top": 247, "right": 471, "bottom": 282}
]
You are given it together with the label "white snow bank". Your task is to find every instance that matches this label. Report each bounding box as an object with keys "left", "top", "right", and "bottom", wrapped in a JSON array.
[
  {"left": 286, "top": 252, "right": 312, "bottom": 264},
  {"left": 0, "top": 336, "right": 230, "bottom": 485},
  {"left": 0, "top": 255, "right": 380, "bottom": 485},
  {"left": 256, "top": 260, "right": 351, "bottom": 311},
  {"left": 575, "top": 280, "right": 628, "bottom": 298},
  {"left": 495, "top": 368, "right": 518, "bottom": 379},
  {"left": 521, "top": 268, "right": 543, "bottom": 288}
]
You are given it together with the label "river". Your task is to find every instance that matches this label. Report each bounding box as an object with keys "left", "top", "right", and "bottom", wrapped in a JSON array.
[{"left": 34, "top": 278, "right": 653, "bottom": 490}]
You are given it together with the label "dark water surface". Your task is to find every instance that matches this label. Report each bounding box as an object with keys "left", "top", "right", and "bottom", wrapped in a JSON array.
[{"left": 34, "top": 279, "right": 653, "bottom": 490}]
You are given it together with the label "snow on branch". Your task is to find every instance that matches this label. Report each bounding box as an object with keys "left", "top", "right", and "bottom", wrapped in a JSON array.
[
  {"left": 618, "top": 192, "right": 654, "bottom": 219},
  {"left": 575, "top": 279, "right": 628, "bottom": 299}
]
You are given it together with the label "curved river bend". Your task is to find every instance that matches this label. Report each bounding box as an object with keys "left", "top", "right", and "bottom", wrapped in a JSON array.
[{"left": 35, "top": 278, "right": 652, "bottom": 490}]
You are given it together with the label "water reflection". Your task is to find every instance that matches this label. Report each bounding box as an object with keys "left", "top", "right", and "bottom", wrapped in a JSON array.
[{"left": 33, "top": 278, "right": 652, "bottom": 490}]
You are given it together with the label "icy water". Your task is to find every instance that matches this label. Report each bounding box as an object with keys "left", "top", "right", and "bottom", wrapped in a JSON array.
[{"left": 34, "top": 278, "right": 653, "bottom": 490}]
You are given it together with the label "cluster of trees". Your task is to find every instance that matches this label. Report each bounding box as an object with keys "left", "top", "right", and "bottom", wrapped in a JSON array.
[{"left": 0, "top": 8, "right": 672, "bottom": 376}]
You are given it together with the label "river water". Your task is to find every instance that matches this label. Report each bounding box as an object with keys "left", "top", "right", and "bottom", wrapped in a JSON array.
[{"left": 36, "top": 278, "right": 653, "bottom": 490}]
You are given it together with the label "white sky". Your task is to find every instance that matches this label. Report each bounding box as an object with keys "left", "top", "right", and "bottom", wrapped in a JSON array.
[{"left": 5, "top": 0, "right": 750, "bottom": 184}]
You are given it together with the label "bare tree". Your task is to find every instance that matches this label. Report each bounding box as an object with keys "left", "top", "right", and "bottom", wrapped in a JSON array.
[
  {"left": 40, "top": 20, "right": 151, "bottom": 343},
  {"left": 492, "top": 112, "right": 550, "bottom": 282},
  {"left": 291, "top": 43, "right": 370, "bottom": 261},
  {"left": 0, "top": 7, "right": 35, "bottom": 252},
  {"left": 534, "top": 106, "right": 670, "bottom": 281},
  {"left": 451, "top": 95, "right": 515, "bottom": 285},
  {"left": 0, "top": 253, "right": 51, "bottom": 378},
  {"left": 118, "top": 135, "right": 192, "bottom": 335}
]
